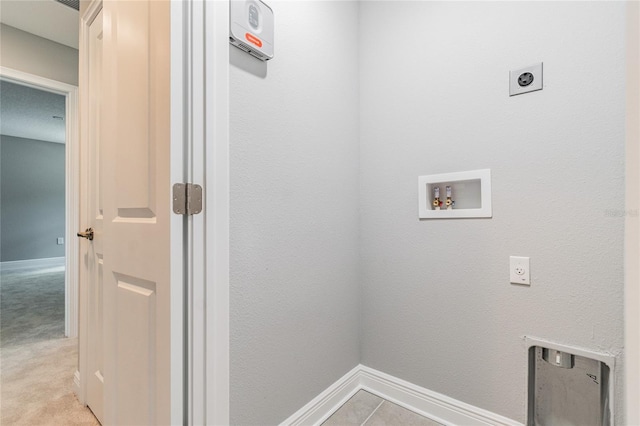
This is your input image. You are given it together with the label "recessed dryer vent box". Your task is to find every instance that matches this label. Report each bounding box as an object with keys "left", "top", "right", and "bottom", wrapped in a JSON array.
[
  {"left": 525, "top": 337, "right": 615, "bottom": 426},
  {"left": 230, "top": 0, "right": 274, "bottom": 61},
  {"left": 418, "top": 169, "right": 492, "bottom": 219}
]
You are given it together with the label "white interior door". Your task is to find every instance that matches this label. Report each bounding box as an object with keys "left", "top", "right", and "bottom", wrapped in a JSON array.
[
  {"left": 85, "top": 7, "right": 105, "bottom": 423},
  {"left": 100, "top": 0, "right": 172, "bottom": 423}
]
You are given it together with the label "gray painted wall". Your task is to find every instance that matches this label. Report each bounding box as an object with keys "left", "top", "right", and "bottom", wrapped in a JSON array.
[
  {"left": 229, "top": 1, "right": 360, "bottom": 424},
  {"left": 359, "top": 2, "right": 625, "bottom": 423},
  {"left": 0, "top": 24, "right": 78, "bottom": 86},
  {"left": 1, "top": 135, "right": 66, "bottom": 261},
  {"left": 230, "top": 1, "right": 626, "bottom": 423}
]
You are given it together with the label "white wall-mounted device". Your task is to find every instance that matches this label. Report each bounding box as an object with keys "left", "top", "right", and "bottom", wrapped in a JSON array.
[{"left": 230, "top": 0, "right": 274, "bottom": 61}]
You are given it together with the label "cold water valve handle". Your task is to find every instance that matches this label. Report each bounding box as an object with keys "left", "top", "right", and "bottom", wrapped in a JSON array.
[{"left": 445, "top": 185, "right": 455, "bottom": 210}]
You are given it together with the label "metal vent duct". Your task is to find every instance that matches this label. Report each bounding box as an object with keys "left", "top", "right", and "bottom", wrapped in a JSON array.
[{"left": 54, "top": 0, "right": 79, "bottom": 11}]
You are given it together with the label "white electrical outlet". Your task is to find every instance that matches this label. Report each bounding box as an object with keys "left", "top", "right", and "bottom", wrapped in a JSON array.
[
  {"left": 510, "top": 256, "right": 530, "bottom": 285},
  {"left": 57, "top": 237, "right": 64, "bottom": 245}
]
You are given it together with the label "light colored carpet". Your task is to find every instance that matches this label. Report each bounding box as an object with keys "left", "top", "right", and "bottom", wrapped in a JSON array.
[
  {"left": 1, "top": 337, "right": 99, "bottom": 425},
  {"left": 1, "top": 266, "right": 65, "bottom": 347},
  {"left": 1, "top": 267, "right": 100, "bottom": 425}
]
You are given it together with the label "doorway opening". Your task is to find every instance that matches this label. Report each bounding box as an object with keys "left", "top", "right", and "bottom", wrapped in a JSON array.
[
  {"left": 0, "top": 67, "right": 89, "bottom": 424},
  {"left": 0, "top": 68, "right": 79, "bottom": 342},
  {"left": 0, "top": 80, "right": 67, "bottom": 345}
]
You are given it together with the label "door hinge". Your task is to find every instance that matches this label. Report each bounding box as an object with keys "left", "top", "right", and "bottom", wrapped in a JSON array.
[{"left": 173, "top": 183, "right": 203, "bottom": 215}]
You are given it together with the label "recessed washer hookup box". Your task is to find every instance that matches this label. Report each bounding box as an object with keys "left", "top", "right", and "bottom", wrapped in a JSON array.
[{"left": 230, "top": 0, "right": 274, "bottom": 61}]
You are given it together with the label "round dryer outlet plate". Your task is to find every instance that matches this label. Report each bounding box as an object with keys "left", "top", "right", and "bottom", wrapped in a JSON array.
[{"left": 518, "top": 72, "right": 534, "bottom": 87}]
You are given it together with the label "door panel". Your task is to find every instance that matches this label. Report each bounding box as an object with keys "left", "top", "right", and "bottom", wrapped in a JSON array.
[
  {"left": 115, "top": 0, "right": 152, "bottom": 212},
  {"left": 102, "top": 0, "right": 171, "bottom": 424},
  {"left": 115, "top": 275, "right": 156, "bottom": 425}
]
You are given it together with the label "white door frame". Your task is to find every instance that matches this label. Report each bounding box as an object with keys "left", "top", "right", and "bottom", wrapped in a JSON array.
[
  {"left": 0, "top": 66, "right": 80, "bottom": 340},
  {"left": 183, "top": 0, "right": 230, "bottom": 424}
]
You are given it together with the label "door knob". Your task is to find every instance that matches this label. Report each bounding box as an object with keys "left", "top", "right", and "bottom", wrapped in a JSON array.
[{"left": 77, "top": 228, "right": 94, "bottom": 241}]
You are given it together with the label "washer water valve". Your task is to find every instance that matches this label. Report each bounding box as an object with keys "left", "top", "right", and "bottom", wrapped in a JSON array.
[
  {"left": 445, "top": 185, "right": 455, "bottom": 210},
  {"left": 432, "top": 187, "right": 443, "bottom": 210}
]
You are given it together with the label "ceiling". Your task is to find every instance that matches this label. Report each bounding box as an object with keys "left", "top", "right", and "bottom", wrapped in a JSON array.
[
  {"left": 0, "top": 80, "right": 66, "bottom": 144},
  {"left": 0, "top": 0, "right": 79, "bottom": 49}
]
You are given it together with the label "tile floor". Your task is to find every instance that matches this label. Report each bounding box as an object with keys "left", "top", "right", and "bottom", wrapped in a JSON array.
[{"left": 322, "top": 390, "right": 443, "bottom": 426}]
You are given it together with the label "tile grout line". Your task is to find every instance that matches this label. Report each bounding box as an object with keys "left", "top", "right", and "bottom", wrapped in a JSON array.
[{"left": 360, "top": 400, "right": 385, "bottom": 426}]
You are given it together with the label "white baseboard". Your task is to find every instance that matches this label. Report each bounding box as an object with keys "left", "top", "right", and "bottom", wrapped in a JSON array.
[
  {"left": 359, "top": 366, "right": 521, "bottom": 426},
  {"left": 280, "top": 365, "right": 362, "bottom": 426},
  {"left": 280, "top": 365, "right": 522, "bottom": 426},
  {"left": 0, "top": 256, "right": 65, "bottom": 272}
]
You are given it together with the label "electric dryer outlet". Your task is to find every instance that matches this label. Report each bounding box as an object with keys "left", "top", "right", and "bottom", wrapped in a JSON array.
[{"left": 509, "top": 63, "right": 543, "bottom": 96}]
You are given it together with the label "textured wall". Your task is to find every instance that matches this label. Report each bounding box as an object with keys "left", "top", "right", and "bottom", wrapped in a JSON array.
[
  {"left": 1, "top": 135, "right": 66, "bottom": 262},
  {"left": 229, "top": 1, "right": 360, "bottom": 424},
  {"left": 359, "top": 1, "right": 625, "bottom": 423},
  {"left": 0, "top": 24, "right": 78, "bottom": 86}
]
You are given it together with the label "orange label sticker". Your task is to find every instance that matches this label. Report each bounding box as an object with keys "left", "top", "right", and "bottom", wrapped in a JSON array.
[{"left": 245, "top": 33, "right": 263, "bottom": 48}]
